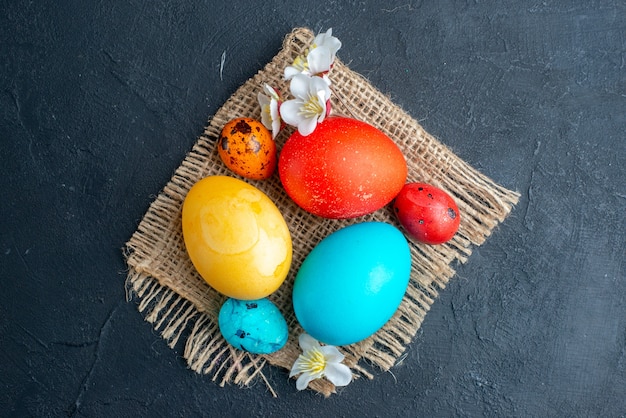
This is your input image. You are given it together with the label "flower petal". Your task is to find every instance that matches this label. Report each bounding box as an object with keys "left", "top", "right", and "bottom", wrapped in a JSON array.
[
  {"left": 319, "top": 345, "right": 345, "bottom": 363},
  {"left": 289, "top": 355, "right": 306, "bottom": 377},
  {"left": 298, "top": 333, "right": 321, "bottom": 352},
  {"left": 324, "top": 362, "right": 352, "bottom": 387},
  {"left": 309, "top": 75, "right": 331, "bottom": 96},
  {"left": 316, "top": 91, "right": 328, "bottom": 123},
  {"left": 295, "top": 372, "right": 315, "bottom": 391},
  {"left": 325, "top": 37, "right": 342, "bottom": 60},
  {"left": 257, "top": 92, "right": 269, "bottom": 107},
  {"left": 269, "top": 100, "right": 281, "bottom": 138},
  {"left": 279, "top": 99, "right": 305, "bottom": 126},
  {"left": 307, "top": 46, "right": 332, "bottom": 76},
  {"left": 289, "top": 73, "right": 311, "bottom": 99},
  {"left": 312, "top": 28, "right": 330, "bottom": 46},
  {"left": 284, "top": 66, "right": 301, "bottom": 80},
  {"left": 264, "top": 84, "right": 280, "bottom": 100},
  {"left": 298, "top": 116, "right": 318, "bottom": 136}
]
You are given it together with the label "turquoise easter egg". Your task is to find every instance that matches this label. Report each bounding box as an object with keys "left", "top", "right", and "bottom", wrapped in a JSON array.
[
  {"left": 218, "top": 298, "right": 288, "bottom": 354},
  {"left": 292, "top": 222, "right": 411, "bottom": 346}
]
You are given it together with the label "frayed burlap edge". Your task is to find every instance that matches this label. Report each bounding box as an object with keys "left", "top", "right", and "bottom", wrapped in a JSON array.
[{"left": 124, "top": 27, "right": 520, "bottom": 397}]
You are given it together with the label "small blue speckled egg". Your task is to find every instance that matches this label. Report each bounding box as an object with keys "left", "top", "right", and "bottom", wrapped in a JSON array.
[
  {"left": 218, "top": 297, "right": 288, "bottom": 354},
  {"left": 292, "top": 222, "right": 411, "bottom": 346}
]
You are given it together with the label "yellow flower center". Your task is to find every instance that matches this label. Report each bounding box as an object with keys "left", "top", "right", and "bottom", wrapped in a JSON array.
[
  {"left": 261, "top": 104, "right": 272, "bottom": 119},
  {"left": 291, "top": 54, "right": 309, "bottom": 73},
  {"left": 300, "top": 95, "right": 324, "bottom": 119},
  {"left": 302, "top": 348, "right": 326, "bottom": 375}
]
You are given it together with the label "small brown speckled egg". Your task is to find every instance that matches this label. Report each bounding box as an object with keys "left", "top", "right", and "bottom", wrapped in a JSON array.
[{"left": 218, "top": 117, "right": 277, "bottom": 180}]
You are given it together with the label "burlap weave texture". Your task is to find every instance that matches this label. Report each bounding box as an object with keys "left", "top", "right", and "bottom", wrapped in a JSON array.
[{"left": 124, "top": 27, "right": 519, "bottom": 397}]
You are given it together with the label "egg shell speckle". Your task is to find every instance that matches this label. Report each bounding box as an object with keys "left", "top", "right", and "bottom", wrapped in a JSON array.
[
  {"left": 218, "top": 298, "right": 288, "bottom": 354},
  {"left": 292, "top": 221, "right": 412, "bottom": 346}
]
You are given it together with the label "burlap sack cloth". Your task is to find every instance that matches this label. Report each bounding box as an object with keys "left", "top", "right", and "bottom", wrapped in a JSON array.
[{"left": 124, "top": 27, "right": 519, "bottom": 397}]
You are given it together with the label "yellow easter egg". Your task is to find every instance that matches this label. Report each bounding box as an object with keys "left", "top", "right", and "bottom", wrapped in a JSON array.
[{"left": 182, "top": 176, "right": 292, "bottom": 300}]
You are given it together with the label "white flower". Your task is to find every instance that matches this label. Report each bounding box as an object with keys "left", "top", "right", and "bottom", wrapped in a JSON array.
[
  {"left": 280, "top": 74, "right": 331, "bottom": 136},
  {"left": 257, "top": 84, "right": 282, "bottom": 139},
  {"left": 289, "top": 333, "right": 352, "bottom": 391},
  {"left": 311, "top": 28, "right": 341, "bottom": 64},
  {"left": 284, "top": 28, "right": 341, "bottom": 81}
]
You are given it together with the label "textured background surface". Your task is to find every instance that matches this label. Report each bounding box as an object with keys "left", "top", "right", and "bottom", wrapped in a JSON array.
[{"left": 1, "top": 1, "right": 625, "bottom": 416}]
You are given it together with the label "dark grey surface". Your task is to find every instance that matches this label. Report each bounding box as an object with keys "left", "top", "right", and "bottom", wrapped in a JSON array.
[{"left": 2, "top": 1, "right": 625, "bottom": 417}]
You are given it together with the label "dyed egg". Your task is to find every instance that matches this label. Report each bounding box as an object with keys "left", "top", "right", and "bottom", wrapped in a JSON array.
[
  {"left": 394, "top": 182, "right": 461, "bottom": 245},
  {"left": 292, "top": 222, "right": 411, "bottom": 346},
  {"left": 278, "top": 117, "right": 407, "bottom": 219},
  {"left": 182, "top": 176, "right": 292, "bottom": 300},
  {"left": 218, "top": 117, "right": 277, "bottom": 180},
  {"left": 218, "top": 298, "right": 288, "bottom": 354}
]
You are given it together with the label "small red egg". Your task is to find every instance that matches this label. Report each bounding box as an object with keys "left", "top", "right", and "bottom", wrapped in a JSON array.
[{"left": 393, "top": 182, "right": 460, "bottom": 245}]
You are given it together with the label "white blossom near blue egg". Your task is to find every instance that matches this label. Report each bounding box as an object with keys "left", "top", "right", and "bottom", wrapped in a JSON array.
[
  {"left": 292, "top": 222, "right": 411, "bottom": 346},
  {"left": 218, "top": 298, "right": 288, "bottom": 354}
]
